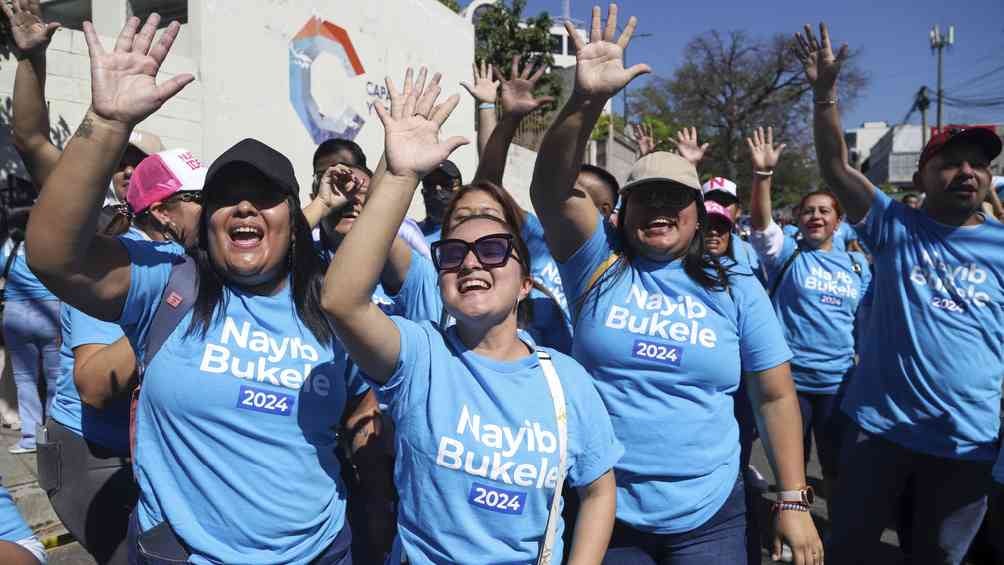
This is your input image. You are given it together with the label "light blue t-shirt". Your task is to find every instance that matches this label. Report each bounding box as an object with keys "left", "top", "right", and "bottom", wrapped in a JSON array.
[
  {"left": 782, "top": 224, "right": 800, "bottom": 239},
  {"left": 419, "top": 218, "right": 443, "bottom": 246},
  {"left": 51, "top": 231, "right": 184, "bottom": 454},
  {"left": 376, "top": 318, "right": 622, "bottom": 564},
  {"left": 116, "top": 238, "right": 365, "bottom": 564},
  {"left": 755, "top": 223, "right": 871, "bottom": 394},
  {"left": 831, "top": 221, "right": 859, "bottom": 252},
  {"left": 842, "top": 190, "right": 1004, "bottom": 461},
  {"left": 730, "top": 234, "right": 763, "bottom": 284},
  {"left": 0, "top": 484, "right": 32, "bottom": 542},
  {"left": 393, "top": 217, "right": 574, "bottom": 353},
  {"left": 1, "top": 238, "right": 56, "bottom": 302},
  {"left": 559, "top": 215, "right": 792, "bottom": 534}
]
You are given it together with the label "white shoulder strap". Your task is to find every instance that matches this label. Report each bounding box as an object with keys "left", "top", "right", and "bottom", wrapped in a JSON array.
[{"left": 536, "top": 349, "right": 568, "bottom": 565}]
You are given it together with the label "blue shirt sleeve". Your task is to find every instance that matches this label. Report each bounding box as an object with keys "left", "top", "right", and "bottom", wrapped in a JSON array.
[
  {"left": 556, "top": 214, "right": 616, "bottom": 305},
  {"left": 393, "top": 250, "right": 444, "bottom": 323},
  {"left": 69, "top": 307, "right": 125, "bottom": 348},
  {"left": 115, "top": 238, "right": 183, "bottom": 357},
  {"left": 732, "top": 272, "right": 793, "bottom": 373},
  {"left": 556, "top": 353, "right": 624, "bottom": 487},
  {"left": 371, "top": 317, "right": 436, "bottom": 425},
  {"left": 856, "top": 189, "right": 897, "bottom": 254},
  {"left": 0, "top": 485, "right": 33, "bottom": 542}
]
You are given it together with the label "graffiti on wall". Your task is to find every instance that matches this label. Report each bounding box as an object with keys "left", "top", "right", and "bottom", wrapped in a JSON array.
[{"left": 288, "top": 17, "right": 367, "bottom": 144}]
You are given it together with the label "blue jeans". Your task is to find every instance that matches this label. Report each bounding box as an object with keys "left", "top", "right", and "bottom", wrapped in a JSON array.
[
  {"left": 2, "top": 299, "right": 60, "bottom": 449},
  {"left": 828, "top": 425, "right": 993, "bottom": 565},
  {"left": 603, "top": 475, "right": 747, "bottom": 565}
]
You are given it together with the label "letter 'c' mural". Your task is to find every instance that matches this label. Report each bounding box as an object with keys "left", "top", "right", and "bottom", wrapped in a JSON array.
[{"left": 288, "top": 17, "right": 366, "bottom": 144}]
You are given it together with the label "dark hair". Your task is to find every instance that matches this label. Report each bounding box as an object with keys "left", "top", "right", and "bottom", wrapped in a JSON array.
[
  {"left": 576, "top": 189, "right": 731, "bottom": 319},
  {"left": 313, "top": 138, "right": 367, "bottom": 169},
  {"left": 186, "top": 170, "right": 332, "bottom": 343},
  {"left": 902, "top": 192, "right": 920, "bottom": 202},
  {"left": 797, "top": 190, "right": 843, "bottom": 218},
  {"left": 442, "top": 181, "right": 525, "bottom": 235},
  {"left": 580, "top": 164, "right": 620, "bottom": 207}
]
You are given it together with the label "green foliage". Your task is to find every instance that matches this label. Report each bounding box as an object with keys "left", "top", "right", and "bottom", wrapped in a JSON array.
[
  {"left": 591, "top": 113, "right": 626, "bottom": 141},
  {"left": 878, "top": 183, "right": 899, "bottom": 195},
  {"left": 629, "top": 29, "right": 869, "bottom": 208},
  {"left": 474, "top": 0, "right": 562, "bottom": 111},
  {"left": 437, "top": 0, "right": 461, "bottom": 12}
]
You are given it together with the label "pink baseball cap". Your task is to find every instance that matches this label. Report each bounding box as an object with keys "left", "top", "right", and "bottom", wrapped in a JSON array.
[
  {"left": 704, "top": 200, "right": 734, "bottom": 226},
  {"left": 127, "top": 149, "right": 207, "bottom": 214}
]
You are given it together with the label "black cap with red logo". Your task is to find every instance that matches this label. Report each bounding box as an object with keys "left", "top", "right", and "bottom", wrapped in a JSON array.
[{"left": 918, "top": 126, "right": 1002, "bottom": 171}]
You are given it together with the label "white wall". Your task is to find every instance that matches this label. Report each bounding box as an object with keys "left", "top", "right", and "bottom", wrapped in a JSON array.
[{"left": 191, "top": 0, "right": 476, "bottom": 217}]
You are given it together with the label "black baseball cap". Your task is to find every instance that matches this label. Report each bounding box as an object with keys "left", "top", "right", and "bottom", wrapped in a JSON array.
[
  {"left": 918, "top": 126, "right": 1002, "bottom": 171},
  {"left": 424, "top": 160, "right": 463, "bottom": 183},
  {"left": 204, "top": 138, "right": 300, "bottom": 200}
]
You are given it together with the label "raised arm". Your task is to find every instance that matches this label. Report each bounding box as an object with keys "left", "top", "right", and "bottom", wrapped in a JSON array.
[
  {"left": 25, "top": 14, "right": 194, "bottom": 321},
  {"left": 460, "top": 60, "right": 499, "bottom": 157},
  {"left": 3, "top": 0, "right": 63, "bottom": 187},
  {"left": 474, "top": 55, "right": 554, "bottom": 186},
  {"left": 667, "top": 126, "right": 709, "bottom": 169},
  {"left": 302, "top": 164, "right": 354, "bottom": 229},
  {"left": 795, "top": 23, "right": 874, "bottom": 223},
  {"left": 322, "top": 67, "right": 468, "bottom": 383},
  {"left": 747, "top": 126, "right": 787, "bottom": 231},
  {"left": 73, "top": 338, "right": 137, "bottom": 409},
  {"left": 529, "top": 4, "right": 650, "bottom": 261},
  {"left": 631, "top": 121, "right": 657, "bottom": 158}
]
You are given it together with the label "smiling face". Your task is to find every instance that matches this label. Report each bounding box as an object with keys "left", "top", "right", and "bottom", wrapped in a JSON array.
[
  {"left": 622, "top": 184, "right": 700, "bottom": 262},
  {"left": 204, "top": 165, "right": 292, "bottom": 289},
  {"left": 797, "top": 193, "right": 840, "bottom": 247},
  {"left": 437, "top": 217, "right": 531, "bottom": 331},
  {"left": 914, "top": 141, "right": 992, "bottom": 224}
]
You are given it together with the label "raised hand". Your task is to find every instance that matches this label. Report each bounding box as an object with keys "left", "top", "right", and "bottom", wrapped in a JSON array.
[
  {"left": 460, "top": 60, "right": 499, "bottom": 104},
  {"left": 498, "top": 55, "right": 555, "bottom": 118},
  {"left": 632, "top": 122, "right": 657, "bottom": 157},
  {"left": 747, "top": 126, "right": 786, "bottom": 171},
  {"left": 567, "top": 4, "right": 650, "bottom": 101},
  {"left": 315, "top": 164, "right": 356, "bottom": 211},
  {"left": 667, "top": 127, "right": 709, "bottom": 166},
  {"left": 1, "top": 0, "right": 61, "bottom": 55},
  {"left": 84, "top": 14, "right": 194, "bottom": 127},
  {"left": 794, "top": 22, "right": 849, "bottom": 96},
  {"left": 374, "top": 67, "right": 469, "bottom": 180}
]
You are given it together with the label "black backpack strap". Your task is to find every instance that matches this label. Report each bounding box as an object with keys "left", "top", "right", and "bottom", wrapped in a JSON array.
[
  {"left": 140, "top": 255, "right": 198, "bottom": 380},
  {"left": 768, "top": 246, "right": 803, "bottom": 300},
  {"left": 848, "top": 252, "right": 864, "bottom": 278},
  {"left": 2, "top": 239, "right": 22, "bottom": 279}
]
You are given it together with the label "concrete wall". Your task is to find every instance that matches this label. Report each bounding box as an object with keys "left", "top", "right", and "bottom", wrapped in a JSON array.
[{"left": 2, "top": 0, "right": 476, "bottom": 220}]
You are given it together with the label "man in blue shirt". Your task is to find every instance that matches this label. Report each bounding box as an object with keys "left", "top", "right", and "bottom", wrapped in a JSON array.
[{"left": 797, "top": 22, "right": 1004, "bottom": 564}]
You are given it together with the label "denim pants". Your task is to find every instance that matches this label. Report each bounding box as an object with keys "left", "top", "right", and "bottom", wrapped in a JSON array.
[
  {"left": 828, "top": 424, "right": 993, "bottom": 565},
  {"left": 796, "top": 390, "right": 848, "bottom": 477},
  {"left": 2, "top": 299, "right": 60, "bottom": 449},
  {"left": 603, "top": 475, "right": 748, "bottom": 565}
]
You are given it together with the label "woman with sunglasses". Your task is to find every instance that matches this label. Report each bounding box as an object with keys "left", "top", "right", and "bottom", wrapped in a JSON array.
[
  {"left": 323, "top": 68, "right": 621, "bottom": 564},
  {"left": 27, "top": 15, "right": 362, "bottom": 563},
  {"left": 745, "top": 127, "right": 871, "bottom": 507},
  {"left": 528, "top": 5, "right": 822, "bottom": 564}
]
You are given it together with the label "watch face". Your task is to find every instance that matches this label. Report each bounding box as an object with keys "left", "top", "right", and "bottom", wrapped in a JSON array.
[{"left": 803, "top": 486, "right": 815, "bottom": 505}]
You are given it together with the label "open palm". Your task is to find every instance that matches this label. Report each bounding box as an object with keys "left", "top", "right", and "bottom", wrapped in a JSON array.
[
  {"left": 668, "top": 127, "right": 710, "bottom": 166},
  {"left": 794, "top": 23, "right": 848, "bottom": 94},
  {"left": 499, "top": 55, "right": 554, "bottom": 117},
  {"left": 747, "top": 126, "right": 786, "bottom": 171},
  {"left": 375, "top": 67, "right": 469, "bottom": 179},
  {"left": 567, "top": 5, "right": 650, "bottom": 100},
  {"left": 84, "top": 14, "right": 193, "bottom": 127},
  {"left": 1, "top": 0, "right": 61, "bottom": 54}
]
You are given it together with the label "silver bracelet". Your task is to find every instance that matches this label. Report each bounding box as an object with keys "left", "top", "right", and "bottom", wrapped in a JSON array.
[
  {"left": 754, "top": 169, "right": 774, "bottom": 177},
  {"left": 478, "top": 103, "right": 496, "bottom": 110}
]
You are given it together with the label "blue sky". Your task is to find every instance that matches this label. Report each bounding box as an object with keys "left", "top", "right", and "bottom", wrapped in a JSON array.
[{"left": 461, "top": 0, "right": 1004, "bottom": 129}]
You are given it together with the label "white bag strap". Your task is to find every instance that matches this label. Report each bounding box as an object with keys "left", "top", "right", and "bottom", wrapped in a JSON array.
[{"left": 536, "top": 349, "right": 568, "bottom": 565}]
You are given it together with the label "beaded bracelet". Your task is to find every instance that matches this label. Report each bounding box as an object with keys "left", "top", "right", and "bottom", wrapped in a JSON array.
[{"left": 772, "top": 502, "right": 811, "bottom": 513}]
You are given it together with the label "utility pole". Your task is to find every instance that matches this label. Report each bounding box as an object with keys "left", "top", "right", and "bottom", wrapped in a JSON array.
[
  {"left": 929, "top": 24, "right": 955, "bottom": 132},
  {"left": 917, "top": 86, "right": 931, "bottom": 145}
]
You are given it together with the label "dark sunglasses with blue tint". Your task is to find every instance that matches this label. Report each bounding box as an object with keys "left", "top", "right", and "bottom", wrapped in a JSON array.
[
  {"left": 431, "top": 233, "right": 517, "bottom": 272},
  {"left": 167, "top": 191, "right": 203, "bottom": 204}
]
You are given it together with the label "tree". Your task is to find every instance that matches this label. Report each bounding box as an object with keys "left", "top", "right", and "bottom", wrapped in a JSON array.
[
  {"left": 629, "top": 30, "right": 868, "bottom": 209},
  {"left": 437, "top": 0, "right": 461, "bottom": 12},
  {"left": 473, "top": 0, "right": 561, "bottom": 110}
]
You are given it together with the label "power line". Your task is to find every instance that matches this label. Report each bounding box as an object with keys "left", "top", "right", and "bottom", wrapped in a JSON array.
[{"left": 947, "top": 63, "right": 1004, "bottom": 93}]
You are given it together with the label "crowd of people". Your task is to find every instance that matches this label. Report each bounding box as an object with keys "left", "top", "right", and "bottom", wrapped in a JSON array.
[{"left": 0, "top": 1, "right": 1002, "bottom": 564}]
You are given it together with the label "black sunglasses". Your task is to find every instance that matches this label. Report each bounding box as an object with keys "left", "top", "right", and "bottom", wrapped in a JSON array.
[
  {"left": 168, "top": 191, "right": 203, "bottom": 204},
  {"left": 431, "top": 233, "right": 516, "bottom": 272}
]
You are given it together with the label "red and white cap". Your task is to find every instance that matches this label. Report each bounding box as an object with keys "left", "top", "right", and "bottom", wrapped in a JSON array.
[
  {"left": 701, "top": 177, "right": 738, "bottom": 202},
  {"left": 127, "top": 149, "right": 207, "bottom": 214}
]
